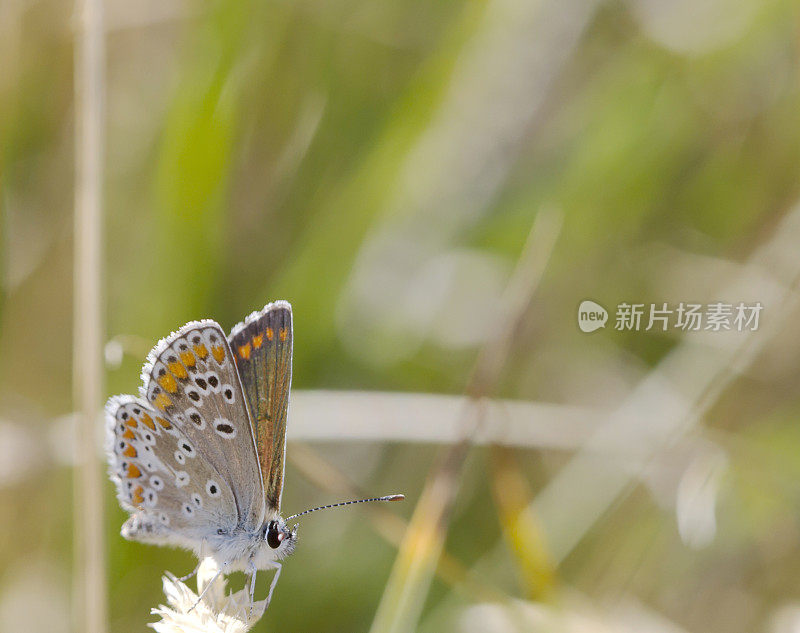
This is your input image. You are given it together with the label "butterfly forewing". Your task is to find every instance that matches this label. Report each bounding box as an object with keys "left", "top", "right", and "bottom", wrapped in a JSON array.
[
  {"left": 229, "top": 301, "right": 292, "bottom": 514},
  {"left": 105, "top": 395, "right": 238, "bottom": 547},
  {"left": 140, "top": 320, "right": 266, "bottom": 531}
]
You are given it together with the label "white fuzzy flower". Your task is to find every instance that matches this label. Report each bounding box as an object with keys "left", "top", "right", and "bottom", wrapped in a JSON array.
[{"left": 150, "top": 558, "right": 266, "bottom": 633}]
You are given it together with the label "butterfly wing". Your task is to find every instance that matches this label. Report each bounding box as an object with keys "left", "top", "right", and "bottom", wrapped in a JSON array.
[
  {"left": 138, "top": 319, "right": 266, "bottom": 531},
  {"left": 228, "top": 301, "right": 292, "bottom": 514},
  {"left": 105, "top": 395, "right": 239, "bottom": 549}
]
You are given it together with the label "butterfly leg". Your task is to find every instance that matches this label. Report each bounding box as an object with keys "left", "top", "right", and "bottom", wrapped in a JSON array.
[
  {"left": 176, "top": 560, "right": 201, "bottom": 582},
  {"left": 246, "top": 561, "right": 281, "bottom": 617},
  {"left": 247, "top": 560, "right": 258, "bottom": 617},
  {"left": 265, "top": 562, "right": 282, "bottom": 608},
  {"left": 188, "top": 562, "right": 227, "bottom": 613}
]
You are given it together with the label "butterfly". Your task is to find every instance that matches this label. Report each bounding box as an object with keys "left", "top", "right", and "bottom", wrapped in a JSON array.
[{"left": 105, "top": 301, "right": 403, "bottom": 609}]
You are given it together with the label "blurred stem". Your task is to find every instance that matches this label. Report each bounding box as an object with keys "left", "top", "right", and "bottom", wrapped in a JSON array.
[
  {"left": 73, "top": 0, "right": 106, "bottom": 631},
  {"left": 489, "top": 446, "right": 556, "bottom": 600},
  {"left": 368, "top": 210, "right": 561, "bottom": 633},
  {"left": 532, "top": 205, "right": 800, "bottom": 566},
  {"left": 467, "top": 208, "right": 562, "bottom": 399}
]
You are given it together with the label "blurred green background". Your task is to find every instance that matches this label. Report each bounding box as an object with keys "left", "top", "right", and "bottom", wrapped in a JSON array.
[{"left": 3, "top": 0, "right": 800, "bottom": 631}]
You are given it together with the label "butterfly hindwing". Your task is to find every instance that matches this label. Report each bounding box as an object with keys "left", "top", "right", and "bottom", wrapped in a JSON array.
[
  {"left": 105, "top": 395, "right": 238, "bottom": 548},
  {"left": 229, "top": 301, "right": 292, "bottom": 514},
  {"left": 139, "top": 320, "right": 266, "bottom": 531}
]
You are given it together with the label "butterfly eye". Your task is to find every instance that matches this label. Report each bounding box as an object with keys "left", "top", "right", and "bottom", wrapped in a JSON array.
[{"left": 266, "top": 524, "right": 283, "bottom": 549}]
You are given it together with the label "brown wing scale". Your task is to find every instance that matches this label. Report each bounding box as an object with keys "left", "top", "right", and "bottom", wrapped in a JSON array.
[{"left": 229, "top": 301, "right": 292, "bottom": 514}]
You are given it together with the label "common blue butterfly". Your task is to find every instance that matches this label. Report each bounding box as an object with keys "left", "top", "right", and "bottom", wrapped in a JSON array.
[{"left": 105, "top": 301, "right": 403, "bottom": 608}]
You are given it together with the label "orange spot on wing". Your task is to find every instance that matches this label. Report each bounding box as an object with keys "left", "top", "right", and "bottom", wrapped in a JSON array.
[
  {"left": 279, "top": 327, "right": 288, "bottom": 342},
  {"left": 153, "top": 393, "right": 172, "bottom": 411},
  {"left": 123, "top": 444, "right": 137, "bottom": 458},
  {"left": 193, "top": 343, "right": 208, "bottom": 359},
  {"left": 211, "top": 345, "right": 225, "bottom": 363},
  {"left": 158, "top": 373, "right": 178, "bottom": 393},
  {"left": 124, "top": 418, "right": 137, "bottom": 428},
  {"left": 180, "top": 351, "right": 196, "bottom": 367},
  {"left": 238, "top": 343, "right": 251, "bottom": 360},
  {"left": 122, "top": 429, "right": 135, "bottom": 440},
  {"left": 266, "top": 327, "right": 274, "bottom": 341},
  {"left": 141, "top": 413, "right": 156, "bottom": 430},
  {"left": 156, "top": 416, "right": 172, "bottom": 430},
  {"left": 252, "top": 334, "right": 264, "bottom": 349},
  {"left": 167, "top": 361, "right": 188, "bottom": 380},
  {"left": 126, "top": 464, "right": 142, "bottom": 479},
  {"left": 131, "top": 485, "right": 144, "bottom": 505}
]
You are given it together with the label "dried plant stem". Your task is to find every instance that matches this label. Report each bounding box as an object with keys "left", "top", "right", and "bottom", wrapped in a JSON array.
[
  {"left": 368, "top": 210, "right": 561, "bottom": 633},
  {"left": 287, "top": 389, "right": 603, "bottom": 448},
  {"left": 73, "top": 0, "right": 106, "bottom": 631}
]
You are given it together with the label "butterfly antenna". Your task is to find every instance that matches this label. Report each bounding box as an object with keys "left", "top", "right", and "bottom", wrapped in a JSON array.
[{"left": 285, "top": 494, "right": 405, "bottom": 522}]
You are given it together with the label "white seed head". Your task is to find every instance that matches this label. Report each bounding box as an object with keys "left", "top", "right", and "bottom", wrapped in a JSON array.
[{"left": 149, "top": 558, "right": 266, "bottom": 633}]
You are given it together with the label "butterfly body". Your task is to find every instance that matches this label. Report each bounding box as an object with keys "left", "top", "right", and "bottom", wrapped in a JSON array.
[{"left": 120, "top": 510, "right": 296, "bottom": 571}]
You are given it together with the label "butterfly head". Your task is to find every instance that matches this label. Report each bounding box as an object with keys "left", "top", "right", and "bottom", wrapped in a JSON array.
[{"left": 264, "top": 519, "right": 297, "bottom": 558}]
